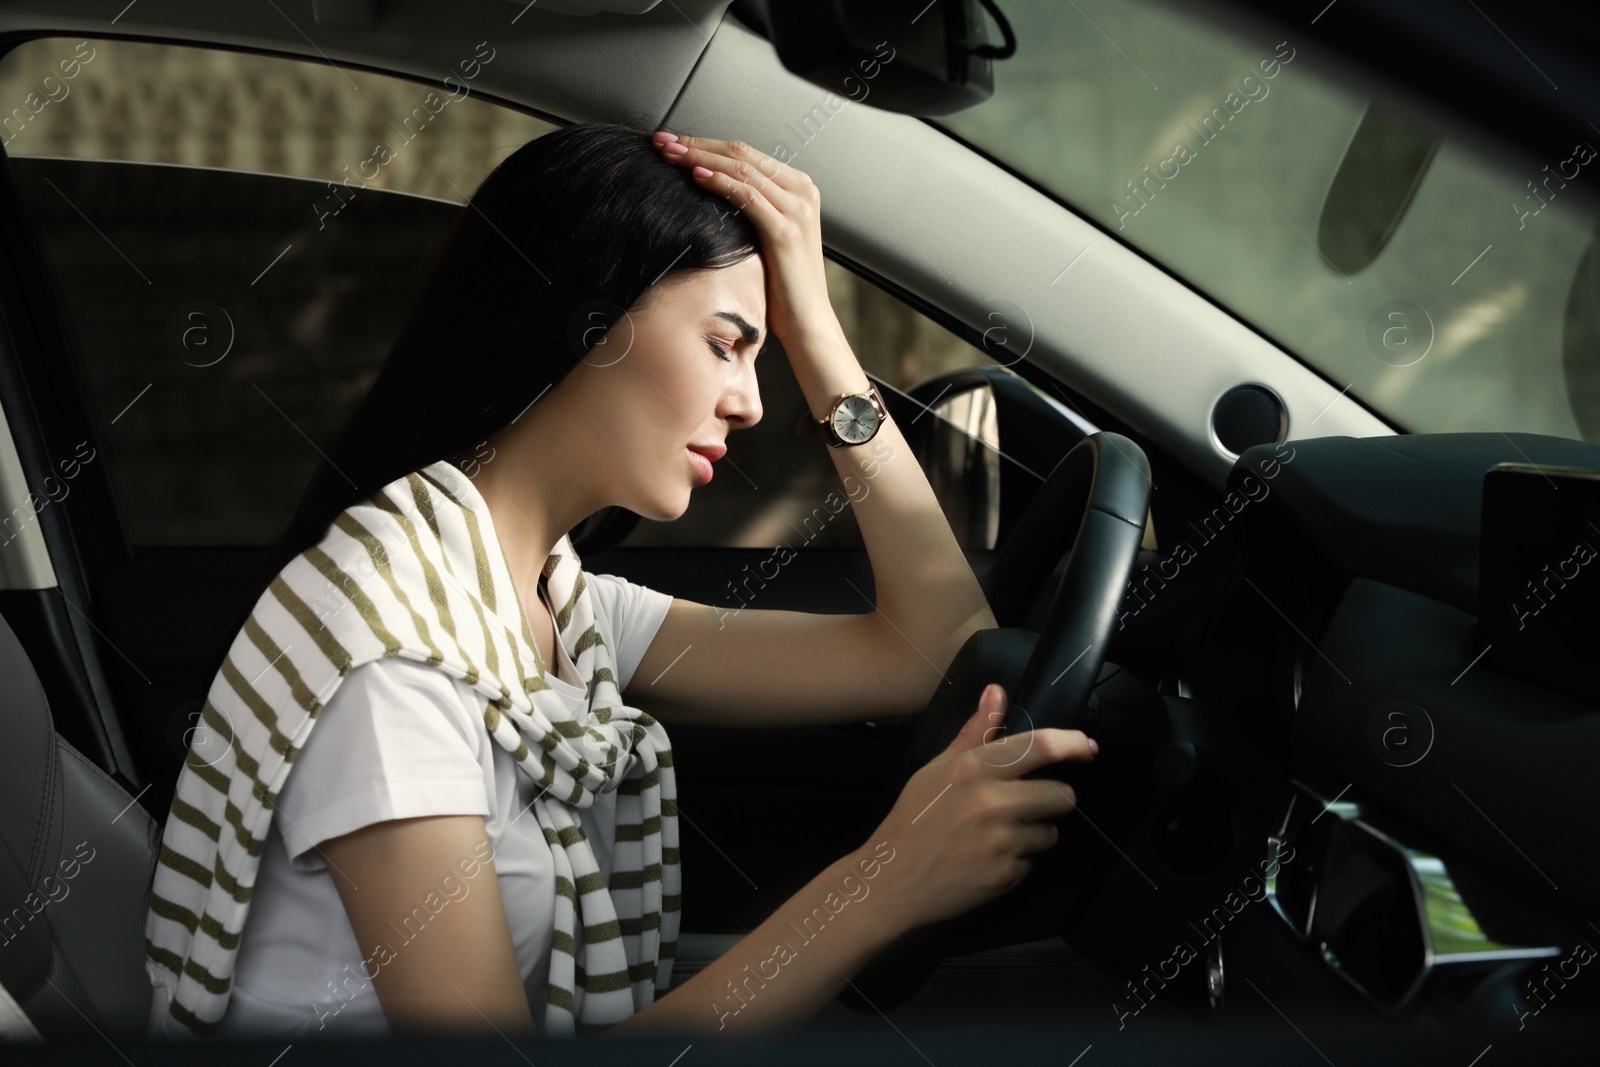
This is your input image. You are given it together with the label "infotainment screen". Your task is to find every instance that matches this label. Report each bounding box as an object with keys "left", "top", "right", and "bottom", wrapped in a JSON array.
[{"left": 1478, "top": 462, "right": 1600, "bottom": 704}]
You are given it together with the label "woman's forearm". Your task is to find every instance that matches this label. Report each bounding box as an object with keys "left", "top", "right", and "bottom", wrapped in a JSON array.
[
  {"left": 603, "top": 838, "right": 910, "bottom": 1037},
  {"left": 788, "top": 319, "right": 998, "bottom": 700}
]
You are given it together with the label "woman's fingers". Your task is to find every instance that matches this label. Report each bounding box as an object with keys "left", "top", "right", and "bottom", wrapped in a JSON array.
[
  {"left": 652, "top": 131, "right": 806, "bottom": 197},
  {"left": 1015, "top": 819, "right": 1062, "bottom": 857},
  {"left": 688, "top": 161, "right": 787, "bottom": 233},
  {"left": 652, "top": 133, "right": 819, "bottom": 246},
  {"left": 1010, "top": 777, "right": 1080, "bottom": 823},
  {"left": 978, "top": 726, "right": 1098, "bottom": 781}
]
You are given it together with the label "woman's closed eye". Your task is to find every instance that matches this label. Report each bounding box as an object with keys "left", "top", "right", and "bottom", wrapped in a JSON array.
[{"left": 707, "top": 337, "right": 732, "bottom": 362}]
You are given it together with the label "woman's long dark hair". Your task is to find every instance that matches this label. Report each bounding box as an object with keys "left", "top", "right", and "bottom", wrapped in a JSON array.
[{"left": 216, "top": 121, "right": 761, "bottom": 662}]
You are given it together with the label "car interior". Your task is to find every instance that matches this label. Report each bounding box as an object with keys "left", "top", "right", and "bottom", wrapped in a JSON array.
[{"left": 0, "top": 0, "right": 1596, "bottom": 1061}]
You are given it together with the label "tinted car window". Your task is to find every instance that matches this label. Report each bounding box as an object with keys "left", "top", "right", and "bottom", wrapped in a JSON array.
[
  {"left": 1, "top": 36, "right": 1010, "bottom": 553},
  {"left": 0, "top": 36, "right": 554, "bottom": 546}
]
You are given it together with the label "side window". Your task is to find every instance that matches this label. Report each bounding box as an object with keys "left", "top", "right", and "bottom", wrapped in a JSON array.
[
  {"left": 0, "top": 36, "right": 1008, "bottom": 554},
  {"left": 618, "top": 258, "right": 1010, "bottom": 551},
  {"left": 0, "top": 36, "right": 554, "bottom": 546}
]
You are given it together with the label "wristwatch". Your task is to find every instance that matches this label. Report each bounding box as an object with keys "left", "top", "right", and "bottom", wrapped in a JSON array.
[{"left": 797, "top": 384, "right": 887, "bottom": 447}]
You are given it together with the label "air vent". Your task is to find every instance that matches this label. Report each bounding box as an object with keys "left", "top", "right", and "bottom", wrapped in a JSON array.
[{"left": 1211, "top": 384, "right": 1286, "bottom": 455}]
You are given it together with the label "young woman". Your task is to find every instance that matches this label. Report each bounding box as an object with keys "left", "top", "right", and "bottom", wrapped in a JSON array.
[{"left": 144, "top": 123, "right": 1097, "bottom": 1041}]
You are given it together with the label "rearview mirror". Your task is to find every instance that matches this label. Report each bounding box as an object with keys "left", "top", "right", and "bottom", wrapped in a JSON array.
[{"left": 762, "top": 0, "right": 1013, "bottom": 116}]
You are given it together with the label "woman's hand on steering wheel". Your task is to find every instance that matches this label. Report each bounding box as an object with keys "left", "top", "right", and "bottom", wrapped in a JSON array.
[{"left": 871, "top": 683, "right": 1099, "bottom": 929}]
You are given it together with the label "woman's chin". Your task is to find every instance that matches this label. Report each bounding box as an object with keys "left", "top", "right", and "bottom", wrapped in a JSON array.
[{"left": 638, "top": 492, "right": 691, "bottom": 523}]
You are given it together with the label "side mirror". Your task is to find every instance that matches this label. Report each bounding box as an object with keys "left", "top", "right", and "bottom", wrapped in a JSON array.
[{"left": 906, "top": 380, "right": 1001, "bottom": 549}]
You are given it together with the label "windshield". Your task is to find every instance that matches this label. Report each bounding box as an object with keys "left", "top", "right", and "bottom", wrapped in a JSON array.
[{"left": 934, "top": 0, "right": 1600, "bottom": 443}]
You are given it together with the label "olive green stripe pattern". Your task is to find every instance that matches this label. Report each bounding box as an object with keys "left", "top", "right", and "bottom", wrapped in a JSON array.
[
  {"left": 334, "top": 509, "right": 450, "bottom": 671},
  {"left": 614, "top": 816, "right": 661, "bottom": 841},
  {"left": 303, "top": 544, "right": 403, "bottom": 656},
  {"left": 417, "top": 468, "right": 499, "bottom": 614},
  {"left": 143, "top": 459, "right": 679, "bottom": 1039},
  {"left": 410, "top": 470, "right": 571, "bottom": 725},
  {"left": 416, "top": 468, "right": 537, "bottom": 696},
  {"left": 241, "top": 616, "right": 321, "bottom": 728},
  {"left": 558, "top": 569, "right": 587, "bottom": 632},
  {"left": 267, "top": 571, "right": 349, "bottom": 674},
  {"left": 404, "top": 471, "right": 486, "bottom": 684}
]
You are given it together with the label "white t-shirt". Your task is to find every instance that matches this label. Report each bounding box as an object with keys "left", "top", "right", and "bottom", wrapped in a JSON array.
[{"left": 212, "top": 570, "right": 674, "bottom": 1040}]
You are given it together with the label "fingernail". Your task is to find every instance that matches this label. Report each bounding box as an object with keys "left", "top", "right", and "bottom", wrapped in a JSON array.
[
  {"left": 692, "top": 165, "right": 713, "bottom": 178},
  {"left": 663, "top": 141, "right": 689, "bottom": 156},
  {"left": 652, "top": 130, "right": 678, "bottom": 143},
  {"left": 1088, "top": 738, "right": 1100, "bottom": 756}
]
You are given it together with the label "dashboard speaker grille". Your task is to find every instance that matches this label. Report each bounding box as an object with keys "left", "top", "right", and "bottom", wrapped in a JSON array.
[{"left": 1212, "top": 385, "right": 1285, "bottom": 454}]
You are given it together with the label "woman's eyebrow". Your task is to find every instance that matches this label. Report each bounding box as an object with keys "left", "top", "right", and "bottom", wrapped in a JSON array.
[{"left": 713, "top": 311, "right": 763, "bottom": 347}]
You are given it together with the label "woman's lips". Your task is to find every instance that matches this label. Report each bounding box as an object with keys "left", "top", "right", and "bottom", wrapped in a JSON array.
[{"left": 687, "top": 447, "right": 713, "bottom": 484}]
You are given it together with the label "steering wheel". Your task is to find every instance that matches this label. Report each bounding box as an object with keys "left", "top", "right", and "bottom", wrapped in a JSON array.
[
  {"left": 839, "top": 431, "right": 1153, "bottom": 1012},
  {"left": 908, "top": 430, "right": 1151, "bottom": 762},
  {"left": 981, "top": 430, "right": 1151, "bottom": 736}
]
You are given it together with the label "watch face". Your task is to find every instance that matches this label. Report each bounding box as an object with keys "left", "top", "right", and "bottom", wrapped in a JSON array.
[{"left": 832, "top": 394, "right": 881, "bottom": 444}]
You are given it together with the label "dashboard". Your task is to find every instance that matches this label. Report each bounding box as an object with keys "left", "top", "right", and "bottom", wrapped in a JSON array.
[{"left": 1205, "top": 431, "right": 1600, "bottom": 1012}]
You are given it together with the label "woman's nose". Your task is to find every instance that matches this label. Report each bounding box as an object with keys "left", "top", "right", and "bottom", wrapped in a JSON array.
[{"left": 722, "top": 366, "right": 762, "bottom": 429}]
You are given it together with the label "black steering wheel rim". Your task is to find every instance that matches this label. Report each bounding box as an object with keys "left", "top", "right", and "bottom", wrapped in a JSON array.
[
  {"left": 991, "top": 431, "right": 1151, "bottom": 738},
  {"left": 902, "top": 430, "right": 1152, "bottom": 773},
  {"left": 905, "top": 431, "right": 1151, "bottom": 767}
]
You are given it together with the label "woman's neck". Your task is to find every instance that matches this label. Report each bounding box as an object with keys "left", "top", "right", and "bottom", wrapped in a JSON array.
[{"left": 465, "top": 425, "right": 605, "bottom": 631}]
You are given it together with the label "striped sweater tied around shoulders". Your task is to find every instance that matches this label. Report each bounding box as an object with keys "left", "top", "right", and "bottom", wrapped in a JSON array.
[{"left": 143, "top": 459, "right": 681, "bottom": 1038}]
